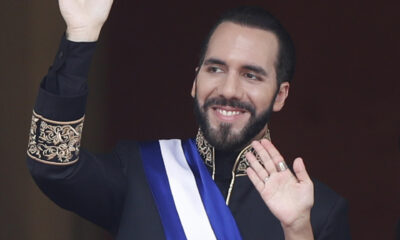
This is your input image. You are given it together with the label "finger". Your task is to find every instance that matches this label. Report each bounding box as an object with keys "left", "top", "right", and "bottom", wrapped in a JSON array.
[
  {"left": 260, "top": 139, "right": 288, "bottom": 172},
  {"left": 246, "top": 152, "right": 269, "bottom": 181},
  {"left": 251, "top": 141, "right": 278, "bottom": 174},
  {"left": 246, "top": 167, "right": 265, "bottom": 192},
  {"left": 293, "top": 157, "right": 311, "bottom": 183}
]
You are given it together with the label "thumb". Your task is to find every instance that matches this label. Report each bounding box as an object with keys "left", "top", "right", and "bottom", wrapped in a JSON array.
[{"left": 293, "top": 157, "right": 311, "bottom": 183}]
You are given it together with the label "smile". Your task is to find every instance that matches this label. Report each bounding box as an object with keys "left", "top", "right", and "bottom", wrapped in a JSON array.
[
  {"left": 211, "top": 106, "right": 248, "bottom": 123},
  {"left": 216, "top": 109, "right": 241, "bottom": 116}
]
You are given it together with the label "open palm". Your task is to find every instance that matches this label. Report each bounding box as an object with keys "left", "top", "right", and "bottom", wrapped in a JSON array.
[
  {"left": 246, "top": 139, "right": 314, "bottom": 227},
  {"left": 59, "top": 0, "right": 114, "bottom": 41}
]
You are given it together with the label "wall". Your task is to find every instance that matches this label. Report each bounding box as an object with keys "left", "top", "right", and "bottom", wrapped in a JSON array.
[{"left": 0, "top": 1, "right": 109, "bottom": 239}]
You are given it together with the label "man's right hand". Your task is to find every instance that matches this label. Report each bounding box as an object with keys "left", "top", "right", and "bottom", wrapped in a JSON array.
[{"left": 59, "top": 0, "right": 114, "bottom": 42}]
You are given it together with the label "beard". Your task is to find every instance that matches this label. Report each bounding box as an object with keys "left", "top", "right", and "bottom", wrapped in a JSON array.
[{"left": 193, "top": 94, "right": 275, "bottom": 152}]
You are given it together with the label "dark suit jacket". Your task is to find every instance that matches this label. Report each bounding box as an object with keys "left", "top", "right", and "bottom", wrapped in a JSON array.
[
  {"left": 27, "top": 35, "right": 351, "bottom": 239},
  {"left": 27, "top": 139, "right": 351, "bottom": 240}
]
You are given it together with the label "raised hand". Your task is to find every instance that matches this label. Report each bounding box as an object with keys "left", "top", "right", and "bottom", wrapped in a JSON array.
[
  {"left": 59, "top": 0, "right": 114, "bottom": 41},
  {"left": 246, "top": 139, "right": 314, "bottom": 239}
]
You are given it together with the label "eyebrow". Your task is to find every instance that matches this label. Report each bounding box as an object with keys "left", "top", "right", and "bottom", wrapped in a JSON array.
[
  {"left": 242, "top": 65, "right": 268, "bottom": 77},
  {"left": 204, "top": 58, "right": 227, "bottom": 66},
  {"left": 204, "top": 58, "right": 268, "bottom": 77}
]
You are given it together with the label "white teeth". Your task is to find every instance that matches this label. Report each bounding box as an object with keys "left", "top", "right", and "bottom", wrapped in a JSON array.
[{"left": 217, "top": 109, "right": 241, "bottom": 116}]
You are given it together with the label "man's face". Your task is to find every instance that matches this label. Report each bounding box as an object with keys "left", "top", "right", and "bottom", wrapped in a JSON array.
[{"left": 192, "top": 22, "right": 289, "bottom": 152}]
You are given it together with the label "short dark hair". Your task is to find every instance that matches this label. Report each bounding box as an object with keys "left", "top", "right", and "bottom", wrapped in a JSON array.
[{"left": 198, "top": 6, "right": 296, "bottom": 84}]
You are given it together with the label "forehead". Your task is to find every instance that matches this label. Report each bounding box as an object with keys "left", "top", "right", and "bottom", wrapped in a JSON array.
[{"left": 205, "top": 22, "right": 279, "bottom": 70}]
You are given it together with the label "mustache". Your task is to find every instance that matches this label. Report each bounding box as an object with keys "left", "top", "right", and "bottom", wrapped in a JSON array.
[{"left": 203, "top": 97, "right": 256, "bottom": 116}]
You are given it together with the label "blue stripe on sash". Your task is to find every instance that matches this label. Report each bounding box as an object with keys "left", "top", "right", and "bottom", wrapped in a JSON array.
[
  {"left": 181, "top": 139, "right": 243, "bottom": 240},
  {"left": 139, "top": 141, "right": 187, "bottom": 240}
]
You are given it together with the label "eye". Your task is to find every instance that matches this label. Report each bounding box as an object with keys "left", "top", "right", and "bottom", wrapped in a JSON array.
[
  {"left": 244, "top": 72, "right": 258, "bottom": 80},
  {"left": 207, "top": 66, "right": 223, "bottom": 73}
]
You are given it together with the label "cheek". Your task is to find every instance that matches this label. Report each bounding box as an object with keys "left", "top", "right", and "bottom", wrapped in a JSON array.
[
  {"left": 195, "top": 76, "right": 220, "bottom": 104},
  {"left": 245, "top": 86, "right": 276, "bottom": 112}
]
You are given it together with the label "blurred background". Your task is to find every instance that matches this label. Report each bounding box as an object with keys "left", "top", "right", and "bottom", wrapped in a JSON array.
[{"left": 1, "top": 0, "right": 399, "bottom": 239}]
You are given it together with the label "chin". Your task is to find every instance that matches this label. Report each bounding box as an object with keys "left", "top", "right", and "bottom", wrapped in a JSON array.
[
  {"left": 204, "top": 124, "right": 249, "bottom": 152},
  {"left": 193, "top": 94, "right": 272, "bottom": 151}
]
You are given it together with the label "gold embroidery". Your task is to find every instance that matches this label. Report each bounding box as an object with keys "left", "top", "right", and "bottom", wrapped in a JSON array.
[
  {"left": 196, "top": 130, "right": 213, "bottom": 168},
  {"left": 234, "top": 144, "right": 256, "bottom": 176},
  {"left": 195, "top": 128, "right": 271, "bottom": 205},
  {"left": 195, "top": 128, "right": 270, "bottom": 177},
  {"left": 27, "top": 111, "right": 84, "bottom": 165}
]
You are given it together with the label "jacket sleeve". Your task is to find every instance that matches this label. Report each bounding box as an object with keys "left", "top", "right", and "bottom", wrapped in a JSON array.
[
  {"left": 26, "top": 35, "right": 127, "bottom": 235},
  {"left": 316, "top": 197, "right": 352, "bottom": 240}
]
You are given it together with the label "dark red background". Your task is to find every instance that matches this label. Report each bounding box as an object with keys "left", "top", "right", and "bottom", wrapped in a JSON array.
[
  {"left": 103, "top": 1, "right": 400, "bottom": 239},
  {"left": 4, "top": 1, "right": 397, "bottom": 239}
]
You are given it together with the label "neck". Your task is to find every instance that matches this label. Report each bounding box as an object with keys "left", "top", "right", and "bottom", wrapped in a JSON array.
[
  {"left": 195, "top": 126, "right": 271, "bottom": 179},
  {"left": 252, "top": 125, "right": 270, "bottom": 142}
]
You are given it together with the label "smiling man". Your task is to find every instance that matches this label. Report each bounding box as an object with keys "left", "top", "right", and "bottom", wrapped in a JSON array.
[
  {"left": 193, "top": 21, "right": 287, "bottom": 152},
  {"left": 26, "top": 1, "right": 351, "bottom": 240}
]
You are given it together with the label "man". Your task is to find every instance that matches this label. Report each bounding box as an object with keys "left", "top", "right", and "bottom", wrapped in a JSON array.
[{"left": 27, "top": 1, "right": 351, "bottom": 239}]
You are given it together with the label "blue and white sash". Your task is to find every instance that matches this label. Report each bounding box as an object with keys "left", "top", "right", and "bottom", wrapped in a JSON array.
[{"left": 140, "top": 139, "right": 242, "bottom": 240}]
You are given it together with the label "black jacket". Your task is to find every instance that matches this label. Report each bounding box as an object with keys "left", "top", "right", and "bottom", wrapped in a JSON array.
[{"left": 26, "top": 35, "right": 351, "bottom": 239}]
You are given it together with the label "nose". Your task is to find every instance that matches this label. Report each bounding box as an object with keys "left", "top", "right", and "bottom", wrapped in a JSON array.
[{"left": 217, "top": 71, "right": 243, "bottom": 99}]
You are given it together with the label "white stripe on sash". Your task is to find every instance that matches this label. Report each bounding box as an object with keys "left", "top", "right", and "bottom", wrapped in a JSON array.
[{"left": 159, "top": 139, "right": 216, "bottom": 240}]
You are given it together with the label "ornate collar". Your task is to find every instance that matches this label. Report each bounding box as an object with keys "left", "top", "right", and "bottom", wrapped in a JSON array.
[{"left": 195, "top": 128, "right": 271, "bottom": 178}]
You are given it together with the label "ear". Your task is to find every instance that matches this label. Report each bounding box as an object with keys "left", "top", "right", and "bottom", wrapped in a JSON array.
[
  {"left": 272, "top": 82, "right": 290, "bottom": 112},
  {"left": 191, "top": 67, "right": 199, "bottom": 98}
]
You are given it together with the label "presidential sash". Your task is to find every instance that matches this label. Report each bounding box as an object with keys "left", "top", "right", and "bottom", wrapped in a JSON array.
[{"left": 140, "top": 139, "right": 242, "bottom": 240}]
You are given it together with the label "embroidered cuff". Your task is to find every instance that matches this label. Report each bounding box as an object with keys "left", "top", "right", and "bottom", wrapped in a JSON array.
[{"left": 27, "top": 111, "right": 84, "bottom": 165}]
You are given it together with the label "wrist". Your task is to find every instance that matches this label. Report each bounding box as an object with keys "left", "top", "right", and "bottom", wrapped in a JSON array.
[
  {"left": 281, "top": 216, "right": 314, "bottom": 240},
  {"left": 66, "top": 26, "right": 102, "bottom": 42}
]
